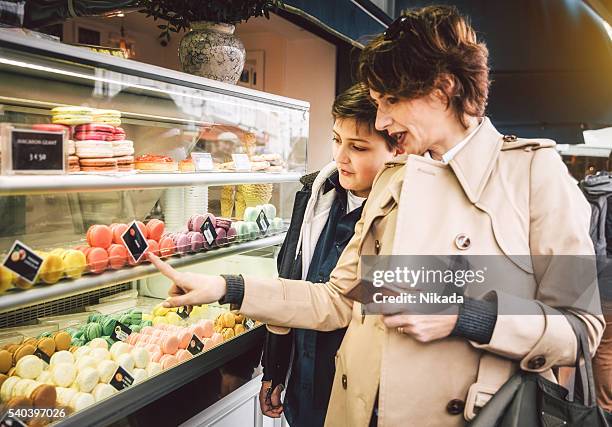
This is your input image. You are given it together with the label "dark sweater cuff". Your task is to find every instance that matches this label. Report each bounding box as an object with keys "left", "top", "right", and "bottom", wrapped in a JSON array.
[
  {"left": 451, "top": 297, "right": 497, "bottom": 344},
  {"left": 219, "top": 274, "right": 245, "bottom": 307}
]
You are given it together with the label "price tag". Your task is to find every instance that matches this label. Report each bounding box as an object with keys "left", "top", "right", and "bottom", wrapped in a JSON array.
[
  {"left": 10, "top": 129, "right": 65, "bottom": 173},
  {"left": 256, "top": 210, "right": 270, "bottom": 233},
  {"left": 109, "top": 365, "right": 134, "bottom": 391},
  {"left": 34, "top": 347, "right": 51, "bottom": 365},
  {"left": 176, "top": 306, "right": 190, "bottom": 319},
  {"left": 187, "top": 334, "right": 204, "bottom": 355},
  {"left": 231, "top": 153, "right": 251, "bottom": 171},
  {"left": 200, "top": 217, "right": 217, "bottom": 246},
  {"left": 121, "top": 220, "right": 149, "bottom": 263},
  {"left": 2, "top": 240, "right": 43, "bottom": 284},
  {"left": 110, "top": 321, "right": 131, "bottom": 342},
  {"left": 0, "top": 413, "right": 27, "bottom": 427},
  {"left": 191, "top": 152, "right": 214, "bottom": 171}
]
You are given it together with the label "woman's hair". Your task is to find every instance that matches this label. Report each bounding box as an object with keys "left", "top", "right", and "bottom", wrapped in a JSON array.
[
  {"left": 358, "top": 5, "right": 490, "bottom": 127},
  {"left": 332, "top": 83, "right": 397, "bottom": 150}
]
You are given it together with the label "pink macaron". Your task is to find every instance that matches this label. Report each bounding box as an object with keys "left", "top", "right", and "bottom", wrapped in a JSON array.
[
  {"left": 211, "top": 333, "right": 223, "bottom": 346},
  {"left": 203, "top": 338, "right": 213, "bottom": 351},
  {"left": 178, "top": 330, "right": 192, "bottom": 349},
  {"left": 215, "top": 217, "right": 232, "bottom": 230},
  {"left": 145, "top": 343, "right": 161, "bottom": 354},
  {"left": 187, "top": 232, "right": 204, "bottom": 252},
  {"left": 146, "top": 239, "right": 160, "bottom": 257},
  {"left": 160, "top": 335, "right": 179, "bottom": 355},
  {"left": 174, "top": 233, "right": 190, "bottom": 255},
  {"left": 198, "top": 319, "right": 214, "bottom": 339},
  {"left": 175, "top": 349, "right": 192, "bottom": 362},
  {"left": 160, "top": 354, "right": 179, "bottom": 370},
  {"left": 159, "top": 236, "right": 175, "bottom": 257},
  {"left": 107, "top": 243, "right": 128, "bottom": 270},
  {"left": 87, "top": 224, "right": 113, "bottom": 249},
  {"left": 111, "top": 223, "right": 128, "bottom": 245}
]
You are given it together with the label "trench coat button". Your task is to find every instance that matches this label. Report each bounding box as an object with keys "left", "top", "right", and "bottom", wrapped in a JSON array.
[
  {"left": 527, "top": 355, "right": 546, "bottom": 370},
  {"left": 446, "top": 399, "right": 465, "bottom": 415},
  {"left": 454, "top": 234, "right": 471, "bottom": 250},
  {"left": 374, "top": 240, "right": 381, "bottom": 255},
  {"left": 503, "top": 134, "right": 517, "bottom": 142},
  {"left": 342, "top": 374, "right": 348, "bottom": 389}
]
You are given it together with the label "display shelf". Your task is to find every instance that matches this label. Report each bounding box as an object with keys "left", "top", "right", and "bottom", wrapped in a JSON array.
[
  {"left": 0, "top": 233, "right": 285, "bottom": 312},
  {"left": 556, "top": 144, "right": 611, "bottom": 158},
  {"left": 57, "top": 324, "right": 265, "bottom": 427},
  {"left": 0, "top": 172, "right": 302, "bottom": 196}
]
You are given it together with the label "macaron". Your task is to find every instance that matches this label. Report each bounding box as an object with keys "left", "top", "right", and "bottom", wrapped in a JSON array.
[
  {"left": 131, "top": 347, "right": 149, "bottom": 369},
  {"left": 215, "top": 228, "right": 227, "bottom": 246},
  {"left": 262, "top": 204, "right": 277, "bottom": 220},
  {"left": 74, "top": 131, "right": 113, "bottom": 141},
  {"left": 226, "top": 227, "right": 237, "bottom": 242},
  {"left": 146, "top": 219, "right": 165, "bottom": 241},
  {"left": 146, "top": 239, "right": 160, "bottom": 257},
  {"left": 111, "top": 223, "right": 128, "bottom": 244},
  {"left": 101, "top": 318, "right": 116, "bottom": 336},
  {"left": 75, "top": 140, "right": 113, "bottom": 158},
  {"left": 50, "top": 350, "right": 74, "bottom": 366},
  {"left": 76, "top": 367, "right": 99, "bottom": 393},
  {"left": 37, "top": 337, "right": 56, "bottom": 357},
  {"left": 1, "top": 376, "right": 20, "bottom": 401},
  {"left": 13, "top": 344, "right": 36, "bottom": 363},
  {"left": 107, "top": 243, "right": 128, "bottom": 270},
  {"left": 159, "top": 236, "right": 175, "bottom": 257},
  {"left": 62, "top": 249, "right": 87, "bottom": 279},
  {"left": 211, "top": 333, "right": 223, "bottom": 346},
  {"left": 70, "top": 392, "right": 95, "bottom": 411},
  {"left": 187, "top": 232, "right": 203, "bottom": 252},
  {"left": 87, "top": 225, "right": 113, "bottom": 249},
  {"left": 0, "top": 350, "right": 12, "bottom": 374},
  {"left": 32, "top": 123, "right": 71, "bottom": 136},
  {"left": 54, "top": 332, "right": 73, "bottom": 352},
  {"left": 174, "top": 233, "right": 190, "bottom": 255},
  {"left": 177, "top": 330, "right": 192, "bottom": 349},
  {"left": 84, "top": 247, "right": 109, "bottom": 274},
  {"left": 92, "top": 383, "right": 116, "bottom": 402},
  {"left": 38, "top": 252, "right": 65, "bottom": 284},
  {"left": 0, "top": 266, "right": 14, "bottom": 294},
  {"left": 74, "top": 123, "right": 115, "bottom": 134},
  {"left": 199, "top": 319, "right": 214, "bottom": 339},
  {"left": 187, "top": 214, "right": 204, "bottom": 232},
  {"left": 215, "top": 217, "right": 232, "bottom": 230},
  {"left": 113, "top": 127, "right": 126, "bottom": 141},
  {"left": 175, "top": 349, "right": 192, "bottom": 363},
  {"left": 97, "top": 360, "right": 118, "bottom": 384},
  {"left": 15, "top": 355, "right": 43, "bottom": 379},
  {"left": 132, "top": 368, "right": 148, "bottom": 383},
  {"left": 51, "top": 362, "right": 77, "bottom": 387},
  {"left": 136, "top": 221, "right": 148, "bottom": 239},
  {"left": 159, "top": 335, "right": 178, "bottom": 355},
  {"left": 159, "top": 354, "right": 178, "bottom": 370},
  {"left": 243, "top": 207, "right": 258, "bottom": 222}
]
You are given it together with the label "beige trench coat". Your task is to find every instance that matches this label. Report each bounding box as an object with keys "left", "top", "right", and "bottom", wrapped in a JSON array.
[{"left": 239, "top": 118, "right": 605, "bottom": 426}]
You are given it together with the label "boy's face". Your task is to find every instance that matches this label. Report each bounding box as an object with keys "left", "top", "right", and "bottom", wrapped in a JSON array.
[{"left": 332, "top": 118, "right": 397, "bottom": 198}]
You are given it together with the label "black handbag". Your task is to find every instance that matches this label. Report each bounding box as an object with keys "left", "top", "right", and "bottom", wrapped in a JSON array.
[{"left": 468, "top": 313, "right": 611, "bottom": 427}]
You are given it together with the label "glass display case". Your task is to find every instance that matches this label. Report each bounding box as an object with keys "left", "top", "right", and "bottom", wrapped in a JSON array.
[{"left": 0, "top": 28, "right": 308, "bottom": 426}]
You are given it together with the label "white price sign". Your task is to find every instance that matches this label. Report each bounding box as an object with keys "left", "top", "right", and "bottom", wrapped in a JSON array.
[
  {"left": 191, "top": 152, "right": 214, "bottom": 171},
  {"left": 231, "top": 153, "right": 251, "bottom": 172}
]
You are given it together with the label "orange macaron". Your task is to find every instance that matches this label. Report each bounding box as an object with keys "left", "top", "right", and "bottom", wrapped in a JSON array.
[
  {"left": 86, "top": 225, "right": 113, "bottom": 249},
  {"left": 107, "top": 244, "right": 128, "bottom": 270},
  {"left": 145, "top": 219, "right": 165, "bottom": 242},
  {"left": 85, "top": 247, "right": 109, "bottom": 274},
  {"left": 110, "top": 223, "right": 128, "bottom": 245}
]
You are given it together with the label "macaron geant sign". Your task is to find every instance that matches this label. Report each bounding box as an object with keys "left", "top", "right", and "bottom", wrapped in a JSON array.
[{"left": 121, "top": 220, "right": 150, "bottom": 264}]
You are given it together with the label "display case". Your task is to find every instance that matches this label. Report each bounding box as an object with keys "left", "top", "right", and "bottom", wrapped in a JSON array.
[{"left": 0, "top": 28, "right": 308, "bottom": 426}]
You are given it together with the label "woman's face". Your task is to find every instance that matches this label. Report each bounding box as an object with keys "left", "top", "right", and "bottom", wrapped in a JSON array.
[
  {"left": 369, "top": 89, "right": 452, "bottom": 156},
  {"left": 332, "top": 118, "right": 398, "bottom": 198}
]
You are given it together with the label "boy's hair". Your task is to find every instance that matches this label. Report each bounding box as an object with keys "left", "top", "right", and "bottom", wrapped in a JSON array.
[
  {"left": 332, "top": 83, "right": 398, "bottom": 150},
  {"left": 358, "top": 5, "right": 489, "bottom": 128}
]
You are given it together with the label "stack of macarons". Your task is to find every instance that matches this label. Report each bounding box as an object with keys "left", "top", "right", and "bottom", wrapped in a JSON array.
[
  {"left": 51, "top": 106, "right": 94, "bottom": 125},
  {"left": 0, "top": 331, "right": 72, "bottom": 376},
  {"left": 184, "top": 213, "right": 237, "bottom": 249},
  {"left": 92, "top": 109, "right": 121, "bottom": 127},
  {"left": 66, "top": 311, "right": 151, "bottom": 348},
  {"left": 74, "top": 123, "right": 117, "bottom": 173}
]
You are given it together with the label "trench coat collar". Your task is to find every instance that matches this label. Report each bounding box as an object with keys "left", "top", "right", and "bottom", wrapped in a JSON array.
[{"left": 448, "top": 117, "right": 503, "bottom": 204}]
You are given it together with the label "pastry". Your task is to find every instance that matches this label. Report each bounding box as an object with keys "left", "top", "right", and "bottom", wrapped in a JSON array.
[
  {"left": 13, "top": 378, "right": 37, "bottom": 398},
  {"left": 234, "top": 324, "right": 246, "bottom": 335},
  {"left": 37, "top": 337, "right": 56, "bottom": 357},
  {"left": 186, "top": 232, "right": 203, "bottom": 252},
  {"left": 54, "top": 333, "right": 75, "bottom": 354},
  {"left": 68, "top": 155, "right": 80, "bottom": 172},
  {"left": 215, "top": 217, "right": 232, "bottom": 230},
  {"left": 97, "top": 360, "right": 118, "bottom": 384},
  {"left": 107, "top": 244, "right": 128, "bottom": 270},
  {"left": 146, "top": 239, "right": 160, "bottom": 257},
  {"left": 101, "top": 318, "right": 116, "bottom": 336},
  {"left": 92, "top": 383, "right": 115, "bottom": 401},
  {"left": 175, "top": 349, "right": 192, "bottom": 363},
  {"left": 0, "top": 266, "right": 14, "bottom": 294},
  {"left": 159, "top": 335, "right": 178, "bottom": 355},
  {"left": 50, "top": 350, "right": 74, "bottom": 366},
  {"left": 92, "top": 109, "right": 121, "bottom": 126},
  {"left": 88, "top": 337, "right": 108, "bottom": 350},
  {"left": 145, "top": 219, "right": 165, "bottom": 241},
  {"left": 67, "top": 139, "right": 76, "bottom": 154},
  {"left": 0, "top": 373, "right": 8, "bottom": 389},
  {"left": 15, "top": 355, "right": 43, "bottom": 379},
  {"left": 75, "top": 367, "right": 99, "bottom": 393},
  {"left": 199, "top": 319, "right": 214, "bottom": 339},
  {"left": 113, "top": 127, "right": 126, "bottom": 141},
  {"left": 85, "top": 323, "right": 103, "bottom": 341},
  {"left": 111, "top": 140, "right": 134, "bottom": 156},
  {"left": 4, "top": 396, "right": 32, "bottom": 411},
  {"left": 179, "top": 158, "right": 195, "bottom": 172},
  {"left": 30, "top": 384, "right": 56, "bottom": 408},
  {"left": 75, "top": 140, "right": 113, "bottom": 158},
  {"left": 74, "top": 131, "right": 112, "bottom": 141},
  {"left": 86, "top": 225, "right": 113, "bottom": 249},
  {"left": 132, "top": 368, "right": 147, "bottom": 383},
  {"left": 109, "top": 342, "right": 131, "bottom": 361},
  {"left": 69, "top": 392, "right": 95, "bottom": 411},
  {"left": 1, "top": 376, "right": 20, "bottom": 401},
  {"left": 62, "top": 249, "right": 87, "bottom": 279},
  {"left": 115, "top": 155, "right": 135, "bottom": 171},
  {"left": 83, "top": 247, "right": 109, "bottom": 274},
  {"left": 110, "top": 223, "right": 128, "bottom": 244},
  {"left": 76, "top": 355, "right": 96, "bottom": 372},
  {"left": 159, "top": 354, "right": 178, "bottom": 370},
  {"left": 215, "top": 228, "right": 227, "bottom": 246},
  {"left": 38, "top": 252, "right": 64, "bottom": 284},
  {"left": 56, "top": 387, "right": 77, "bottom": 407},
  {"left": 187, "top": 214, "right": 205, "bottom": 232},
  {"left": 79, "top": 157, "right": 119, "bottom": 172},
  {"left": 116, "top": 353, "right": 135, "bottom": 372},
  {"left": 134, "top": 154, "right": 178, "bottom": 172},
  {"left": 0, "top": 349, "right": 12, "bottom": 373},
  {"left": 174, "top": 233, "right": 190, "bottom": 255},
  {"left": 146, "top": 362, "right": 162, "bottom": 377},
  {"left": 13, "top": 344, "right": 36, "bottom": 363},
  {"left": 177, "top": 331, "right": 191, "bottom": 350},
  {"left": 51, "top": 106, "right": 94, "bottom": 125}
]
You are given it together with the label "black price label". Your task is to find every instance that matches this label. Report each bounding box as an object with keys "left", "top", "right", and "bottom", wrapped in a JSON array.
[
  {"left": 109, "top": 365, "right": 134, "bottom": 391},
  {"left": 110, "top": 321, "right": 131, "bottom": 342},
  {"left": 34, "top": 347, "right": 51, "bottom": 365},
  {"left": 200, "top": 217, "right": 217, "bottom": 245},
  {"left": 187, "top": 334, "right": 204, "bottom": 355},
  {"left": 0, "top": 413, "right": 27, "bottom": 427},
  {"left": 256, "top": 210, "right": 270, "bottom": 233},
  {"left": 177, "top": 306, "right": 190, "bottom": 319},
  {"left": 121, "top": 220, "right": 149, "bottom": 263},
  {"left": 11, "top": 129, "right": 64, "bottom": 172},
  {"left": 2, "top": 240, "right": 42, "bottom": 284}
]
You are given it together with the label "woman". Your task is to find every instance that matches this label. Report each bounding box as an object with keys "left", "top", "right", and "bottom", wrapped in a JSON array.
[
  {"left": 259, "top": 83, "right": 401, "bottom": 426},
  {"left": 149, "top": 6, "right": 604, "bottom": 426}
]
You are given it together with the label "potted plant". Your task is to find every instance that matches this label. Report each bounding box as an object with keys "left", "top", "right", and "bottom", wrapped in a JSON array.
[{"left": 138, "top": 0, "right": 283, "bottom": 83}]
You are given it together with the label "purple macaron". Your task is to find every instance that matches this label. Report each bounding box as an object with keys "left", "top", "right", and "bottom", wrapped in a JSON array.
[
  {"left": 187, "top": 231, "right": 204, "bottom": 252},
  {"left": 215, "top": 227, "right": 227, "bottom": 246},
  {"left": 215, "top": 217, "right": 232, "bottom": 230},
  {"left": 174, "top": 233, "right": 191, "bottom": 254},
  {"left": 226, "top": 227, "right": 237, "bottom": 242}
]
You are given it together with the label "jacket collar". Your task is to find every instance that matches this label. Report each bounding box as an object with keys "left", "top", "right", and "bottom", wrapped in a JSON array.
[{"left": 448, "top": 117, "right": 503, "bottom": 203}]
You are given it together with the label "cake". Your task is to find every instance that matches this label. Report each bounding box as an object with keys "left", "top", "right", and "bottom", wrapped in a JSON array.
[{"left": 135, "top": 154, "right": 178, "bottom": 172}]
